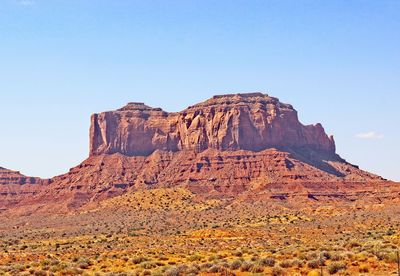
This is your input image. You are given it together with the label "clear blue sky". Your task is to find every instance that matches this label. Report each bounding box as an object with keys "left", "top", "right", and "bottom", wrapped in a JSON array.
[{"left": 0, "top": 0, "right": 399, "bottom": 181}]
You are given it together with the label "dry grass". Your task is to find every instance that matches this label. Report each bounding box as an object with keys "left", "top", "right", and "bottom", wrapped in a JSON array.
[{"left": 0, "top": 187, "right": 399, "bottom": 275}]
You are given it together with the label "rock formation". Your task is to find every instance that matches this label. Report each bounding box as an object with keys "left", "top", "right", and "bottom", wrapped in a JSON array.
[
  {"left": 0, "top": 166, "right": 41, "bottom": 185},
  {"left": 0, "top": 93, "right": 388, "bottom": 213},
  {"left": 90, "top": 93, "right": 336, "bottom": 156},
  {"left": 0, "top": 167, "right": 47, "bottom": 210}
]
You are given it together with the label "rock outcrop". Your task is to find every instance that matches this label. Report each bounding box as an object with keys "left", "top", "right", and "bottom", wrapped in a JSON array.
[
  {"left": 0, "top": 167, "right": 47, "bottom": 210},
  {"left": 0, "top": 167, "right": 42, "bottom": 185},
  {"left": 0, "top": 93, "right": 388, "bottom": 213},
  {"left": 90, "top": 93, "right": 336, "bottom": 157}
]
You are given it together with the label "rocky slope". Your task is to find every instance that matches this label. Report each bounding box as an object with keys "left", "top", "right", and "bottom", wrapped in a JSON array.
[
  {"left": 0, "top": 93, "right": 389, "bottom": 213},
  {"left": 0, "top": 167, "right": 47, "bottom": 210},
  {"left": 0, "top": 167, "right": 42, "bottom": 185}
]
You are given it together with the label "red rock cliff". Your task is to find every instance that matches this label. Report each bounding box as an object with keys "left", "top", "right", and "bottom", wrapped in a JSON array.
[
  {"left": 0, "top": 167, "right": 41, "bottom": 185},
  {"left": 90, "top": 93, "right": 336, "bottom": 156}
]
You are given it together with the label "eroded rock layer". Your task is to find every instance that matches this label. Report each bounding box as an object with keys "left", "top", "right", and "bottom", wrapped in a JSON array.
[
  {"left": 0, "top": 167, "right": 41, "bottom": 185},
  {"left": 0, "top": 167, "right": 47, "bottom": 210},
  {"left": 90, "top": 93, "right": 336, "bottom": 156},
  {"left": 0, "top": 93, "right": 390, "bottom": 213}
]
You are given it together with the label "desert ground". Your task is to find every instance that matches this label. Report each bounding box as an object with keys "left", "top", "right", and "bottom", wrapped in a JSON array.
[{"left": 1, "top": 186, "right": 399, "bottom": 276}]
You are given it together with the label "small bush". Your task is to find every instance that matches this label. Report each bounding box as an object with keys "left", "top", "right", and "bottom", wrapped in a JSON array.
[
  {"left": 233, "top": 251, "right": 243, "bottom": 257},
  {"left": 307, "top": 252, "right": 318, "bottom": 260},
  {"left": 261, "top": 257, "right": 275, "bottom": 267},
  {"left": 307, "top": 259, "right": 320, "bottom": 269},
  {"left": 131, "top": 256, "right": 148, "bottom": 264},
  {"left": 321, "top": 251, "right": 331, "bottom": 260},
  {"left": 164, "top": 267, "right": 179, "bottom": 276},
  {"left": 384, "top": 252, "right": 398, "bottom": 263},
  {"left": 240, "top": 262, "right": 254, "bottom": 272},
  {"left": 250, "top": 255, "right": 259, "bottom": 262},
  {"left": 200, "top": 263, "right": 213, "bottom": 271},
  {"left": 142, "top": 270, "right": 151, "bottom": 276},
  {"left": 187, "top": 254, "right": 202, "bottom": 262},
  {"left": 271, "top": 267, "right": 285, "bottom": 276},
  {"left": 208, "top": 264, "right": 222, "bottom": 273},
  {"left": 348, "top": 241, "right": 361, "bottom": 249},
  {"left": 230, "top": 260, "right": 242, "bottom": 270},
  {"left": 186, "top": 265, "right": 200, "bottom": 274},
  {"left": 140, "top": 262, "right": 157, "bottom": 269},
  {"left": 330, "top": 253, "right": 343, "bottom": 261},
  {"left": 327, "top": 262, "right": 346, "bottom": 274},
  {"left": 158, "top": 255, "right": 169, "bottom": 261},
  {"left": 279, "top": 260, "right": 293, "bottom": 268},
  {"left": 250, "top": 264, "right": 264, "bottom": 273},
  {"left": 359, "top": 265, "right": 369, "bottom": 273},
  {"left": 78, "top": 259, "right": 91, "bottom": 269}
]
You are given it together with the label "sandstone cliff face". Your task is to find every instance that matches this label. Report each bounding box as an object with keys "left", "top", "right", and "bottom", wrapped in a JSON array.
[
  {"left": 0, "top": 167, "right": 41, "bottom": 185},
  {"left": 1, "top": 93, "right": 387, "bottom": 213},
  {"left": 90, "top": 93, "right": 336, "bottom": 157},
  {"left": 0, "top": 167, "right": 47, "bottom": 210}
]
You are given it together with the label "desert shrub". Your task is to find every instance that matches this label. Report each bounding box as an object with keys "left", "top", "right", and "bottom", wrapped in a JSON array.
[
  {"left": 154, "top": 261, "right": 165, "bottom": 267},
  {"left": 230, "top": 260, "right": 242, "bottom": 270},
  {"left": 131, "top": 256, "right": 148, "bottom": 264},
  {"left": 11, "top": 264, "right": 24, "bottom": 272},
  {"left": 375, "top": 251, "right": 386, "bottom": 261},
  {"left": 298, "top": 252, "right": 308, "bottom": 260},
  {"left": 240, "top": 261, "right": 254, "bottom": 272},
  {"left": 41, "top": 259, "right": 52, "bottom": 266},
  {"left": 321, "top": 251, "right": 331, "bottom": 260},
  {"left": 348, "top": 241, "right": 361, "bottom": 249},
  {"left": 359, "top": 265, "right": 369, "bottom": 273},
  {"left": 291, "top": 258, "right": 303, "bottom": 267},
  {"left": 167, "top": 261, "right": 176, "bottom": 265},
  {"left": 78, "top": 260, "right": 91, "bottom": 269},
  {"left": 250, "top": 264, "right": 264, "bottom": 273},
  {"left": 50, "top": 260, "right": 60, "bottom": 266},
  {"left": 208, "top": 264, "right": 223, "bottom": 273},
  {"left": 261, "top": 257, "right": 276, "bottom": 267},
  {"left": 158, "top": 255, "right": 169, "bottom": 261},
  {"left": 140, "top": 262, "right": 158, "bottom": 269},
  {"left": 250, "top": 255, "right": 259, "bottom": 262},
  {"left": 105, "top": 272, "right": 129, "bottom": 275},
  {"left": 327, "top": 262, "right": 346, "bottom": 274},
  {"left": 199, "top": 263, "right": 213, "bottom": 271},
  {"left": 384, "top": 252, "right": 398, "bottom": 263},
  {"left": 217, "top": 253, "right": 227, "bottom": 260},
  {"left": 34, "top": 270, "right": 47, "bottom": 276},
  {"left": 208, "top": 264, "right": 222, "bottom": 273},
  {"left": 279, "top": 260, "right": 293, "bottom": 268},
  {"left": 187, "top": 254, "right": 202, "bottom": 262},
  {"left": 271, "top": 267, "right": 285, "bottom": 276},
  {"left": 72, "top": 257, "right": 79, "bottom": 263},
  {"left": 330, "top": 253, "right": 343, "bottom": 261},
  {"left": 307, "top": 252, "right": 318, "bottom": 260},
  {"left": 307, "top": 259, "right": 320, "bottom": 269},
  {"left": 164, "top": 267, "right": 179, "bottom": 276},
  {"left": 185, "top": 265, "right": 200, "bottom": 274},
  {"left": 60, "top": 267, "right": 83, "bottom": 275},
  {"left": 233, "top": 251, "right": 243, "bottom": 257},
  {"left": 176, "top": 265, "right": 189, "bottom": 273},
  {"left": 219, "top": 261, "right": 229, "bottom": 268}
]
